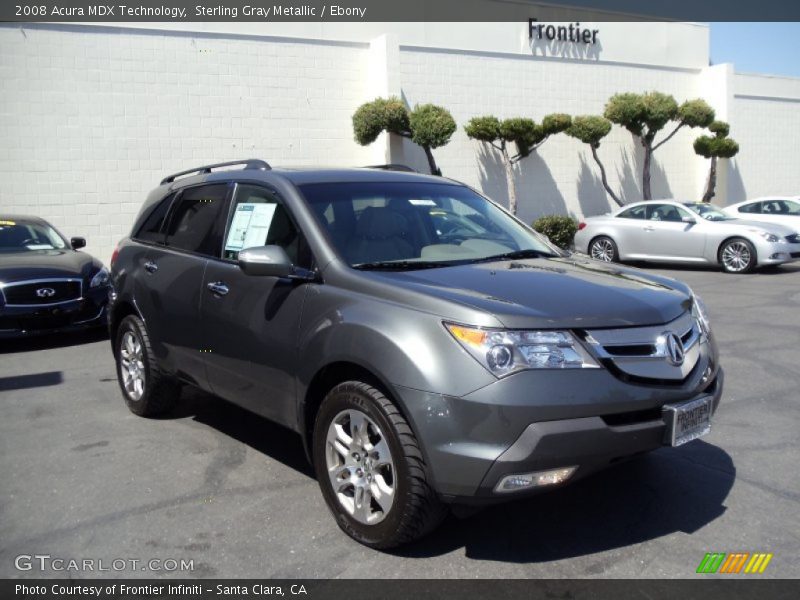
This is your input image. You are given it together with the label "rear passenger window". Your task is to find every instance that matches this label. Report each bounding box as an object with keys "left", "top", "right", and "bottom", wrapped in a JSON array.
[
  {"left": 134, "top": 194, "right": 174, "bottom": 244},
  {"left": 617, "top": 205, "right": 646, "bottom": 219},
  {"left": 738, "top": 202, "right": 761, "bottom": 214},
  {"left": 164, "top": 184, "right": 229, "bottom": 256}
]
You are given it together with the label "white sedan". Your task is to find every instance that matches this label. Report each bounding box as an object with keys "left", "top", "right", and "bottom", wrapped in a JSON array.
[
  {"left": 723, "top": 197, "right": 800, "bottom": 231},
  {"left": 574, "top": 200, "right": 800, "bottom": 273}
]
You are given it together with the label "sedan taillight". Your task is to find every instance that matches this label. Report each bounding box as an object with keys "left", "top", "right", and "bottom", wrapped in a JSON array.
[
  {"left": 578, "top": 222, "right": 587, "bottom": 231},
  {"left": 110, "top": 243, "right": 120, "bottom": 268}
]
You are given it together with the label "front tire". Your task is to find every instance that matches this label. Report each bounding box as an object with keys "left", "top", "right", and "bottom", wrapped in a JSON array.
[
  {"left": 313, "top": 381, "right": 447, "bottom": 549},
  {"left": 115, "top": 315, "right": 179, "bottom": 417},
  {"left": 589, "top": 236, "right": 619, "bottom": 263},
  {"left": 719, "top": 238, "right": 757, "bottom": 273}
]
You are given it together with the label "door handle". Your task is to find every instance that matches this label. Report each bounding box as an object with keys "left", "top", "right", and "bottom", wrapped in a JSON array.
[
  {"left": 643, "top": 226, "right": 655, "bottom": 232},
  {"left": 144, "top": 260, "right": 158, "bottom": 273},
  {"left": 206, "top": 282, "right": 229, "bottom": 296}
]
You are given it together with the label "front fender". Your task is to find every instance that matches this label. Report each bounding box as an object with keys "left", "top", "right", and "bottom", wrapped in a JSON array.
[{"left": 296, "top": 285, "right": 496, "bottom": 400}]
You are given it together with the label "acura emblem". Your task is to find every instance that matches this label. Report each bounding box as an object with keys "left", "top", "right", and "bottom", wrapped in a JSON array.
[
  {"left": 36, "top": 287, "right": 56, "bottom": 298},
  {"left": 663, "top": 332, "right": 685, "bottom": 366}
]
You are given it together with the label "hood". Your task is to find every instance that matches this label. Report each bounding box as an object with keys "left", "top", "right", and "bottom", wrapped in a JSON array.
[
  {"left": 364, "top": 256, "right": 691, "bottom": 329},
  {"left": 0, "top": 249, "right": 100, "bottom": 283}
]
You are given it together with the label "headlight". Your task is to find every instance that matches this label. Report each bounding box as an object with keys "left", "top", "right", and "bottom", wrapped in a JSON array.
[
  {"left": 445, "top": 323, "right": 599, "bottom": 377},
  {"left": 691, "top": 291, "right": 711, "bottom": 335},
  {"left": 757, "top": 231, "right": 783, "bottom": 243},
  {"left": 90, "top": 267, "right": 110, "bottom": 288}
]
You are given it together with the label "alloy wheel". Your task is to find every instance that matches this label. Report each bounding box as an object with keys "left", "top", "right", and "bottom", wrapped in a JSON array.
[
  {"left": 119, "top": 330, "right": 146, "bottom": 401},
  {"left": 325, "top": 409, "right": 396, "bottom": 525},
  {"left": 721, "top": 241, "right": 751, "bottom": 272},
  {"left": 591, "top": 238, "right": 615, "bottom": 262}
]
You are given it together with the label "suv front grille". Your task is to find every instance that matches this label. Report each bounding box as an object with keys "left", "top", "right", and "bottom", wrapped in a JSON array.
[
  {"left": 583, "top": 312, "right": 701, "bottom": 383},
  {"left": 1, "top": 279, "right": 82, "bottom": 306}
]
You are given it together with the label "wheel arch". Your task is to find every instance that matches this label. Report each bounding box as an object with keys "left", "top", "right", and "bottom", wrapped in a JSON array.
[
  {"left": 109, "top": 299, "right": 143, "bottom": 357},
  {"left": 299, "top": 360, "right": 414, "bottom": 466}
]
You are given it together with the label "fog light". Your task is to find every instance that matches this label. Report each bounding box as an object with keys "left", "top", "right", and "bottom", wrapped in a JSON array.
[
  {"left": 494, "top": 466, "right": 578, "bottom": 493},
  {"left": 770, "top": 253, "right": 789, "bottom": 260}
]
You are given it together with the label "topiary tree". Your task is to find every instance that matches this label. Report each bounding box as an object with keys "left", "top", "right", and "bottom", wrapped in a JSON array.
[
  {"left": 352, "top": 97, "right": 456, "bottom": 175},
  {"left": 464, "top": 114, "right": 571, "bottom": 214},
  {"left": 694, "top": 121, "right": 740, "bottom": 203},
  {"left": 565, "top": 115, "right": 623, "bottom": 207},
  {"left": 604, "top": 92, "right": 715, "bottom": 199}
]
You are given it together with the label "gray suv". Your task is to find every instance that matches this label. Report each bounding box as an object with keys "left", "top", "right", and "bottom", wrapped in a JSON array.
[{"left": 109, "top": 160, "right": 723, "bottom": 548}]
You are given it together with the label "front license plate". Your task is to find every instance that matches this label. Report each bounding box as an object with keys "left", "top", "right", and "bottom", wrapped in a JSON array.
[{"left": 663, "top": 396, "right": 712, "bottom": 446}]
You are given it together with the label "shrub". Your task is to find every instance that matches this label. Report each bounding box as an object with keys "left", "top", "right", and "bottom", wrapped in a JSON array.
[{"left": 532, "top": 215, "right": 579, "bottom": 249}]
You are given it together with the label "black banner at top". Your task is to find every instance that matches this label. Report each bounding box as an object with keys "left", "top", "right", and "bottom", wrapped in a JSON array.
[{"left": 2, "top": 0, "right": 800, "bottom": 22}]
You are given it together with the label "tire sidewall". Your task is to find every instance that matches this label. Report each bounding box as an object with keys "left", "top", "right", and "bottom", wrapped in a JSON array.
[
  {"left": 312, "top": 384, "right": 411, "bottom": 547},
  {"left": 720, "top": 238, "right": 756, "bottom": 273}
]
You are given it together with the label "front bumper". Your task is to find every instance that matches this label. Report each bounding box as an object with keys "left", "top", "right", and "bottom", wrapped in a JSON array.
[
  {"left": 755, "top": 240, "right": 800, "bottom": 266},
  {"left": 0, "top": 287, "right": 109, "bottom": 339},
  {"left": 393, "top": 335, "right": 722, "bottom": 503}
]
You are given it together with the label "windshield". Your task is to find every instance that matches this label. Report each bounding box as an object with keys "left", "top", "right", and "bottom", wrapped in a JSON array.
[
  {"left": 299, "top": 182, "right": 559, "bottom": 269},
  {"left": 0, "top": 219, "right": 68, "bottom": 253},
  {"left": 685, "top": 204, "right": 733, "bottom": 221}
]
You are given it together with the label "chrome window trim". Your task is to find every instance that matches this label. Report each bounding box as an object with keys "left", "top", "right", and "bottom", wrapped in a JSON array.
[{"left": 0, "top": 277, "right": 84, "bottom": 307}]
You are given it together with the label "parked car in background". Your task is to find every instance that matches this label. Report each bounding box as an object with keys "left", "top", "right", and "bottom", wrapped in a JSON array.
[
  {"left": 574, "top": 200, "right": 800, "bottom": 273},
  {"left": 722, "top": 197, "right": 800, "bottom": 230},
  {"left": 0, "top": 216, "right": 109, "bottom": 338},
  {"left": 109, "top": 160, "right": 722, "bottom": 548}
]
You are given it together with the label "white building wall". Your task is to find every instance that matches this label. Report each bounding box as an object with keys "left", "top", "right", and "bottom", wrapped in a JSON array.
[
  {"left": 1, "top": 20, "right": 800, "bottom": 263},
  {"left": 0, "top": 25, "right": 372, "bottom": 262},
  {"left": 728, "top": 73, "right": 800, "bottom": 203}
]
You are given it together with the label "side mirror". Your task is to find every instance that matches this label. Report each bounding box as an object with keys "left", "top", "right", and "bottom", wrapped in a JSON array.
[
  {"left": 238, "top": 245, "right": 294, "bottom": 278},
  {"left": 70, "top": 237, "right": 86, "bottom": 250},
  {"left": 681, "top": 216, "right": 696, "bottom": 224}
]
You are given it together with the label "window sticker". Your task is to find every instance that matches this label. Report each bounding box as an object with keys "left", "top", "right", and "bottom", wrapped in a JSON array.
[{"left": 225, "top": 202, "right": 277, "bottom": 252}]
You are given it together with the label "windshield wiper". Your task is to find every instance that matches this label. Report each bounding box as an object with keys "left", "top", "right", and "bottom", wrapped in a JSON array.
[
  {"left": 352, "top": 260, "right": 452, "bottom": 271},
  {"left": 470, "top": 249, "right": 557, "bottom": 263}
]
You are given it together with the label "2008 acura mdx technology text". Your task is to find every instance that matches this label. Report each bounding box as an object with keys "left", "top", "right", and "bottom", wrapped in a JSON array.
[{"left": 108, "top": 160, "right": 723, "bottom": 548}]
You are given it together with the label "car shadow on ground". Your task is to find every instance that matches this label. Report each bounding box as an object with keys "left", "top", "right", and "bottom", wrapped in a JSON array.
[
  {"left": 161, "top": 387, "right": 734, "bottom": 564},
  {"left": 0, "top": 327, "right": 108, "bottom": 354},
  {"left": 165, "top": 387, "right": 316, "bottom": 479},
  {"left": 394, "top": 440, "right": 734, "bottom": 563}
]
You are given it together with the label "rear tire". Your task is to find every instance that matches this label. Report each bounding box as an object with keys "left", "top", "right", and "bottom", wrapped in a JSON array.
[
  {"left": 589, "top": 236, "right": 619, "bottom": 263},
  {"left": 115, "top": 315, "right": 180, "bottom": 417},
  {"left": 718, "top": 238, "right": 756, "bottom": 273},
  {"left": 313, "top": 381, "right": 447, "bottom": 549}
]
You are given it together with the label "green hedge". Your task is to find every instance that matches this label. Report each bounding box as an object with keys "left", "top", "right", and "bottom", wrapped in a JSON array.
[{"left": 532, "top": 215, "right": 579, "bottom": 249}]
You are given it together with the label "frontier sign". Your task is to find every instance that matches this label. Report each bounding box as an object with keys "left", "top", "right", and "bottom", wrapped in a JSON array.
[{"left": 528, "top": 19, "right": 599, "bottom": 45}]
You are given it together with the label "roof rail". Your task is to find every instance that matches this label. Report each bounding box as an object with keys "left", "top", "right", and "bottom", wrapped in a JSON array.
[
  {"left": 160, "top": 159, "right": 271, "bottom": 185},
  {"left": 362, "top": 164, "right": 417, "bottom": 173}
]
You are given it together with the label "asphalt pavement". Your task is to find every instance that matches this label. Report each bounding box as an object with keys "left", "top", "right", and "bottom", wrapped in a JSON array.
[{"left": 1, "top": 263, "right": 798, "bottom": 579}]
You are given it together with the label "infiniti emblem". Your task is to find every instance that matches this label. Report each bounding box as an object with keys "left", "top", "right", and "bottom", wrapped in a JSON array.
[
  {"left": 36, "top": 287, "right": 56, "bottom": 298},
  {"left": 663, "top": 332, "right": 685, "bottom": 366}
]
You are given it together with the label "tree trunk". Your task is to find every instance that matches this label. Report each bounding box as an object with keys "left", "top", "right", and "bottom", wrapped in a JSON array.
[
  {"left": 642, "top": 141, "right": 652, "bottom": 200},
  {"left": 591, "top": 145, "right": 624, "bottom": 207},
  {"left": 702, "top": 156, "right": 717, "bottom": 203},
  {"left": 501, "top": 144, "right": 518, "bottom": 215},
  {"left": 422, "top": 145, "right": 441, "bottom": 176}
]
